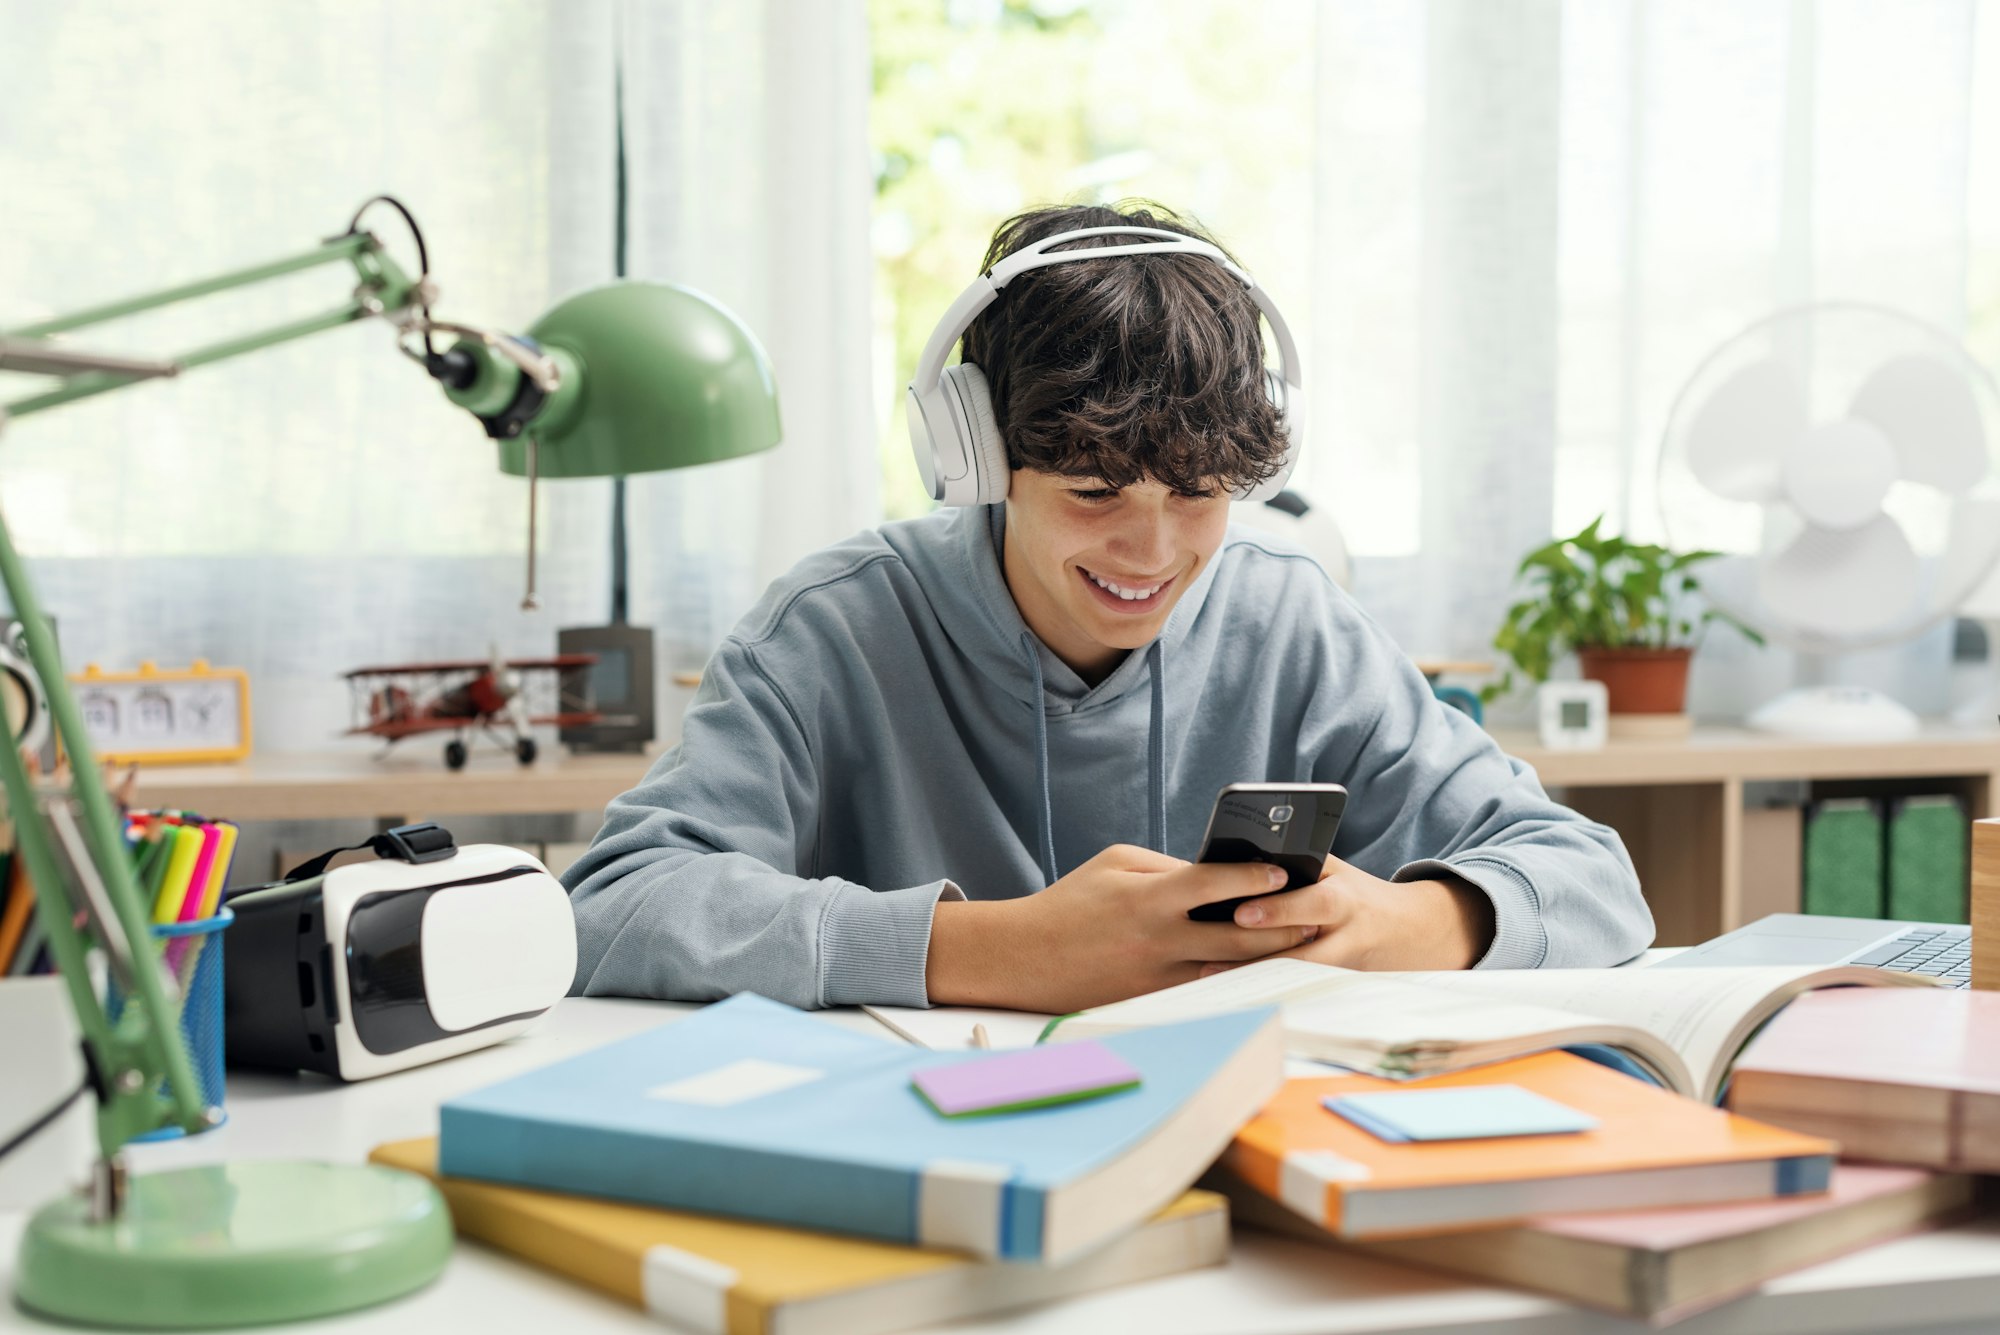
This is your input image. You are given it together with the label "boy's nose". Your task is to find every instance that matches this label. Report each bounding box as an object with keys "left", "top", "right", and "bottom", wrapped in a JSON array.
[{"left": 1108, "top": 523, "right": 1175, "bottom": 574}]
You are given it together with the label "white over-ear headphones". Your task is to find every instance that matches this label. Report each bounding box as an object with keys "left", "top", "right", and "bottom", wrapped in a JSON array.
[{"left": 905, "top": 226, "right": 1305, "bottom": 508}]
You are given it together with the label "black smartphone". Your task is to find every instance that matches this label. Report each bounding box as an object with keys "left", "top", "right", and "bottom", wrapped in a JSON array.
[{"left": 1187, "top": 782, "right": 1348, "bottom": 922}]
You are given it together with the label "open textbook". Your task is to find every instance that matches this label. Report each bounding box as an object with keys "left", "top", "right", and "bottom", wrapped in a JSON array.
[{"left": 1043, "top": 957, "right": 1933, "bottom": 1104}]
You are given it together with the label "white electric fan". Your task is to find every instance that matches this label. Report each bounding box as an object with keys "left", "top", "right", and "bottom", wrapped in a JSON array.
[{"left": 1657, "top": 303, "right": 2000, "bottom": 740}]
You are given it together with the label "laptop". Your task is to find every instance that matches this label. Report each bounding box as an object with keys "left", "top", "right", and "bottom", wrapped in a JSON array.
[{"left": 1650, "top": 914, "right": 1972, "bottom": 987}]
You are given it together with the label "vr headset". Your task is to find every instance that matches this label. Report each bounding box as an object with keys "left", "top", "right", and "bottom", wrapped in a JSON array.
[{"left": 223, "top": 824, "right": 576, "bottom": 1081}]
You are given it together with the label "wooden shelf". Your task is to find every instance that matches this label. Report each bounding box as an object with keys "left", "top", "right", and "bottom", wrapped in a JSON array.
[
  {"left": 122, "top": 723, "right": 2000, "bottom": 952},
  {"left": 1492, "top": 725, "right": 2000, "bottom": 786},
  {"left": 124, "top": 746, "right": 664, "bottom": 824},
  {"left": 1494, "top": 725, "right": 2000, "bottom": 948}
]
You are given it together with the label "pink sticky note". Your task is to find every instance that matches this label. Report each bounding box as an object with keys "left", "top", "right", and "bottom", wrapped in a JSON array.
[{"left": 911, "top": 1041, "right": 1142, "bottom": 1117}]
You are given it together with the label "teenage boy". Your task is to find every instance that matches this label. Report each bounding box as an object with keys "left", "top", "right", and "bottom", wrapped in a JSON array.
[{"left": 565, "top": 202, "right": 1653, "bottom": 1014}]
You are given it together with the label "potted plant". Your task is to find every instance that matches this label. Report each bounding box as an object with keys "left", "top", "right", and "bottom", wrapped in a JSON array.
[{"left": 1483, "top": 516, "right": 1763, "bottom": 730}]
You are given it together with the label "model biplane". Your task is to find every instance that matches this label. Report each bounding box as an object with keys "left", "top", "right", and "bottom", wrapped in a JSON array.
[{"left": 343, "top": 649, "right": 599, "bottom": 769}]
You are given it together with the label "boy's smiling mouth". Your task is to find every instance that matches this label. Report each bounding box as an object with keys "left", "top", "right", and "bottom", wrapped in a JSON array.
[{"left": 1077, "top": 565, "right": 1175, "bottom": 613}]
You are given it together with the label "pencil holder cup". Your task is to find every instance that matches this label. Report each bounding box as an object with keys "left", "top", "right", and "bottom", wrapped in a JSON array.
[{"left": 106, "top": 907, "right": 234, "bottom": 1141}]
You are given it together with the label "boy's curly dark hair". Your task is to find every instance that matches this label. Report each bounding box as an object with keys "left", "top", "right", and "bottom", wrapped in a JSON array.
[{"left": 959, "top": 200, "right": 1289, "bottom": 496}]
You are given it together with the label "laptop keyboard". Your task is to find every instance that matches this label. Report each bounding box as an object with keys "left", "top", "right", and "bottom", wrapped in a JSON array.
[{"left": 1849, "top": 925, "right": 1974, "bottom": 988}]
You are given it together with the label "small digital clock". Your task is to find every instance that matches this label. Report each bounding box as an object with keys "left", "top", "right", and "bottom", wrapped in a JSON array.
[{"left": 1537, "top": 680, "right": 1609, "bottom": 750}]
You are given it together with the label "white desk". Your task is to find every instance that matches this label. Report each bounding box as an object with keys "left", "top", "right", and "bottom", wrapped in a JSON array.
[{"left": 7, "top": 997, "right": 2000, "bottom": 1335}]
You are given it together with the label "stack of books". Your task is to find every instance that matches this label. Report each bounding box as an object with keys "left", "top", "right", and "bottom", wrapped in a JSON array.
[
  {"left": 407, "top": 958, "right": 1981, "bottom": 1329},
  {"left": 1038, "top": 957, "right": 1976, "bottom": 1323},
  {"left": 397, "top": 992, "right": 1286, "bottom": 1334}
]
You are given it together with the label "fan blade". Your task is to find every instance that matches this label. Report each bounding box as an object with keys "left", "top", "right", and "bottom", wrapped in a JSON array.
[
  {"left": 1849, "top": 354, "right": 1988, "bottom": 494},
  {"left": 1758, "top": 513, "right": 1920, "bottom": 638},
  {"left": 1781, "top": 419, "right": 1896, "bottom": 530},
  {"left": 1684, "top": 357, "right": 1803, "bottom": 503}
]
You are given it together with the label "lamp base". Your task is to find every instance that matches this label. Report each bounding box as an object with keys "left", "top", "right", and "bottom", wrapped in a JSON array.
[{"left": 14, "top": 1160, "right": 451, "bottom": 1328}]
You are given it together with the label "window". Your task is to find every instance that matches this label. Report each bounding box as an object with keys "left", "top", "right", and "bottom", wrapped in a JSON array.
[{"left": 869, "top": 0, "right": 1319, "bottom": 520}]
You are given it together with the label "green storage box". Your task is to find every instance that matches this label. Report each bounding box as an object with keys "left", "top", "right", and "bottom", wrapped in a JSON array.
[
  {"left": 1887, "top": 794, "right": 1968, "bottom": 924},
  {"left": 1803, "top": 797, "right": 1884, "bottom": 919}
]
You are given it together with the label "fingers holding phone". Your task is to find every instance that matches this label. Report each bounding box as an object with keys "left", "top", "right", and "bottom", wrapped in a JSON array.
[
  {"left": 1158, "top": 860, "right": 1318, "bottom": 954},
  {"left": 1228, "top": 854, "right": 1344, "bottom": 926},
  {"left": 943, "top": 845, "right": 1314, "bottom": 1011},
  {"left": 1195, "top": 857, "right": 1500, "bottom": 976},
  {"left": 1188, "top": 783, "right": 1347, "bottom": 923}
]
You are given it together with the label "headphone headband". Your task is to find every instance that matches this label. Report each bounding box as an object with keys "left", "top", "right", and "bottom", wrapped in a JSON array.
[{"left": 906, "top": 225, "right": 1304, "bottom": 506}]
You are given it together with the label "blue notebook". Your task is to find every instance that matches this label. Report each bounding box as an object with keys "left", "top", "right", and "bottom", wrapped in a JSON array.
[{"left": 439, "top": 993, "right": 1282, "bottom": 1262}]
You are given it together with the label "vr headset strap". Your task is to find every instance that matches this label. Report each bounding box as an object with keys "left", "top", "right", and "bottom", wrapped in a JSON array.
[{"left": 281, "top": 822, "right": 458, "bottom": 883}]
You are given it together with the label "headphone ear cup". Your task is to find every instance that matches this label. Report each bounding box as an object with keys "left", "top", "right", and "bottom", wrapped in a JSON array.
[
  {"left": 1236, "top": 370, "right": 1303, "bottom": 504},
  {"left": 941, "top": 362, "right": 1011, "bottom": 506}
]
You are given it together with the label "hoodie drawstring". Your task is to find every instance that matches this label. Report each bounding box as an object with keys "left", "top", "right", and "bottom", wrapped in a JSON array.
[
  {"left": 1021, "top": 632, "right": 1059, "bottom": 885},
  {"left": 1020, "top": 633, "right": 1170, "bottom": 885},
  {"left": 1147, "top": 639, "right": 1166, "bottom": 856}
]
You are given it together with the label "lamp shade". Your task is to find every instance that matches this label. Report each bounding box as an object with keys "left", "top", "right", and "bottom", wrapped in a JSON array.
[{"left": 493, "top": 282, "right": 782, "bottom": 479}]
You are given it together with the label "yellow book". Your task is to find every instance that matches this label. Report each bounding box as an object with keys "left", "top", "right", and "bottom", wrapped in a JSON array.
[{"left": 371, "top": 1138, "right": 1228, "bottom": 1335}]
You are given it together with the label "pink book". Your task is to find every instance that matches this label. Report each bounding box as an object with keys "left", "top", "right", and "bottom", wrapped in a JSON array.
[
  {"left": 1234, "top": 1163, "right": 1974, "bottom": 1324},
  {"left": 1728, "top": 988, "right": 2000, "bottom": 1170},
  {"left": 1532, "top": 1163, "right": 1943, "bottom": 1248}
]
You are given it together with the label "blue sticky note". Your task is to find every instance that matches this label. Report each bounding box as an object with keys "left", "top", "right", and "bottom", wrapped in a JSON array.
[{"left": 1325, "top": 1084, "right": 1598, "bottom": 1143}]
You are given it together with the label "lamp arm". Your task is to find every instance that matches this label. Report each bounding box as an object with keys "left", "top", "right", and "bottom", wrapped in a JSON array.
[
  {"left": 0, "top": 217, "right": 432, "bottom": 1166},
  {"left": 2, "top": 228, "right": 425, "bottom": 421},
  {"left": 0, "top": 518, "right": 207, "bottom": 1156}
]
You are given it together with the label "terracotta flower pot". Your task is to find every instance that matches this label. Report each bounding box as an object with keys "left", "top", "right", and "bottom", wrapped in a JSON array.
[{"left": 1576, "top": 646, "right": 1692, "bottom": 716}]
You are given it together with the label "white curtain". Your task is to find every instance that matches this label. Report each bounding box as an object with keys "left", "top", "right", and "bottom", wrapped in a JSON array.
[
  {"left": 0, "top": 1, "right": 877, "bottom": 750},
  {"left": 618, "top": 0, "right": 880, "bottom": 674},
  {"left": 1309, "top": 0, "right": 1988, "bottom": 718}
]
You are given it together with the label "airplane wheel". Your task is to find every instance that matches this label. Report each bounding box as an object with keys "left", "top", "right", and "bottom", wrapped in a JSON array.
[
  {"left": 444, "top": 740, "right": 468, "bottom": 770},
  {"left": 515, "top": 737, "right": 538, "bottom": 766}
]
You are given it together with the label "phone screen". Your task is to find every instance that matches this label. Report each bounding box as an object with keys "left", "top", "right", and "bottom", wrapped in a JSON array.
[{"left": 1188, "top": 783, "right": 1346, "bottom": 922}]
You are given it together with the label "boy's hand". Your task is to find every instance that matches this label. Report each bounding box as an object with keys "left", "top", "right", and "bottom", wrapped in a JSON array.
[
  {"left": 926, "top": 844, "right": 1317, "bottom": 1013},
  {"left": 1199, "top": 855, "right": 1495, "bottom": 976}
]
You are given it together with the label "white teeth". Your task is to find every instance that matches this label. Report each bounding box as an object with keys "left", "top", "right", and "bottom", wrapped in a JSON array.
[{"left": 1086, "top": 570, "right": 1161, "bottom": 600}]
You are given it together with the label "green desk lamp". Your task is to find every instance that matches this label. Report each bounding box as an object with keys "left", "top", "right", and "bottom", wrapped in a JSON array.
[{"left": 0, "top": 197, "right": 781, "bottom": 1328}]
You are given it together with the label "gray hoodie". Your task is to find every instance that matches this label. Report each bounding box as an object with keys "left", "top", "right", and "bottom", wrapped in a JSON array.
[{"left": 565, "top": 504, "right": 1653, "bottom": 1008}]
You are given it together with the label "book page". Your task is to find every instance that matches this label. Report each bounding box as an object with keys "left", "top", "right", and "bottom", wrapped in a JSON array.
[
  {"left": 1058, "top": 962, "right": 1689, "bottom": 1091},
  {"left": 1276, "top": 976, "right": 1689, "bottom": 1092},
  {"left": 1382, "top": 966, "right": 1927, "bottom": 1102}
]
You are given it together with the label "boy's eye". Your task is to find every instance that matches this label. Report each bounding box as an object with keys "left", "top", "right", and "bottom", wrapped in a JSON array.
[{"left": 1069, "top": 488, "right": 1119, "bottom": 503}]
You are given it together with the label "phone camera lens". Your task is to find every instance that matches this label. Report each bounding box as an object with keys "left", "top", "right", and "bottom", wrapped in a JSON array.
[{"left": 1268, "top": 805, "right": 1294, "bottom": 823}]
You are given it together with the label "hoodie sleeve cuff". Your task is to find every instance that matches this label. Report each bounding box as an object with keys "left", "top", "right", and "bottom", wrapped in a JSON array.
[
  {"left": 1392, "top": 856, "right": 1549, "bottom": 971},
  {"left": 817, "top": 879, "right": 968, "bottom": 1008}
]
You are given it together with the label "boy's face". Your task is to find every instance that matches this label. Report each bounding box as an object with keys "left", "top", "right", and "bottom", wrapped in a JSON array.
[{"left": 1001, "top": 468, "right": 1233, "bottom": 681}]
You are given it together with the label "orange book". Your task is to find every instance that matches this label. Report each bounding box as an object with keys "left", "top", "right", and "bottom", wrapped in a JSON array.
[
  {"left": 0, "top": 857, "right": 34, "bottom": 974},
  {"left": 1226, "top": 1050, "right": 1836, "bottom": 1240}
]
